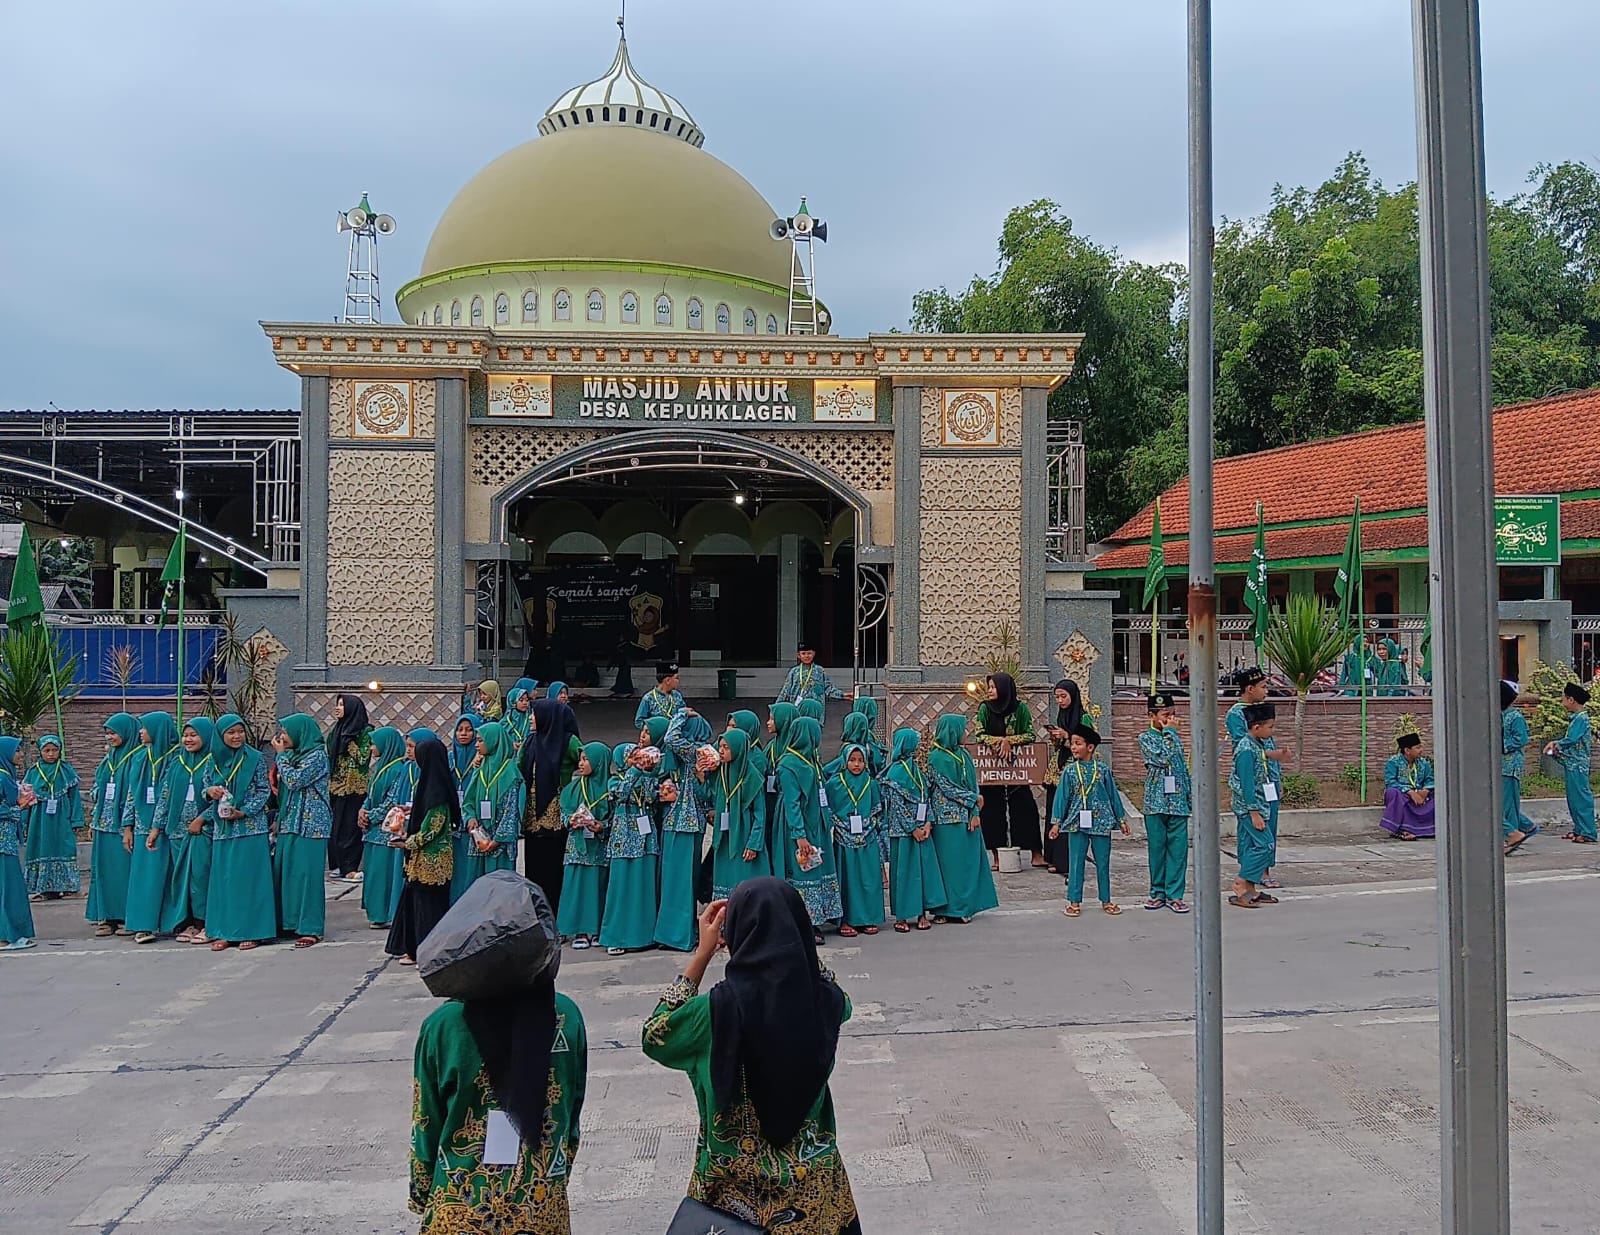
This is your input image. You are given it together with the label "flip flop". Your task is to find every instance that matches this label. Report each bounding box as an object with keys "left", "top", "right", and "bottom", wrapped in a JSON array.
[
  {"left": 893, "top": 921, "right": 912, "bottom": 933},
  {"left": 1504, "top": 835, "right": 1529, "bottom": 856},
  {"left": 1228, "top": 895, "right": 1260, "bottom": 909},
  {"left": 861, "top": 925, "right": 880, "bottom": 935},
  {"left": 293, "top": 936, "right": 319, "bottom": 949},
  {"left": 913, "top": 920, "right": 932, "bottom": 931},
  {"left": 1101, "top": 903, "right": 1122, "bottom": 916},
  {"left": 1062, "top": 904, "right": 1081, "bottom": 918},
  {"left": 1143, "top": 898, "right": 1166, "bottom": 911},
  {"left": 838, "top": 925, "right": 859, "bottom": 938},
  {"left": 1168, "top": 900, "right": 1191, "bottom": 914},
  {"left": 1261, "top": 877, "right": 1282, "bottom": 889},
  {"left": 238, "top": 941, "right": 260, "bottom": 951},
  {"left": 210, "top": 940, "right": 231, "bottom": 952},
  {"left": 1253, "top": 893, "right": 1280, "bottom": 904}
]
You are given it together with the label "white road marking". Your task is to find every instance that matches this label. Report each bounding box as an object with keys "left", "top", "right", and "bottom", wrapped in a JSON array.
[
  {"left": 1360, "top": 996, "right": 1600, "bottom": 1026},
  {"left": 1066, "top": 1033, "right": 1271, "bottom": 1234}
]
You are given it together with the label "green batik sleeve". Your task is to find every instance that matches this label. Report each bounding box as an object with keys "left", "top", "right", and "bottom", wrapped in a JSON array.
[
  {"left": 565, "top": 1004, "right": 587, "bottom": 1164},
  {"left": 642, "top": 980, "right": 710, "bottom": 1070},
  {"left": 410, "top": 1022, "right": 442, "bottom": 1215},
  {"left": 407, "top": 806, "right": 448, "bottom": 852}
]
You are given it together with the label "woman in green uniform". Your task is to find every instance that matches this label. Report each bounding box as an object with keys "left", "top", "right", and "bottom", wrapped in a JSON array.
[
  {"left": 555, "top": 741, "right": 612, "bottom": 948},
  {"left": 643, "top": 879, "right": 860, "bottom": 1235},
  {"left": 357, "top": 727, "right": 411, "bottom": 929},
  {"left": 273, "top": 714, "right": 332, "bottom": 947},
  {"left": 122, "top": 712, "right": 180, "bottom": 944},
  {"left": 85, "top": 713, "right": 140, "bottom": 936},
  {"left": 203, "top": 714, "right": 276, "bottom": 950},
  {"left": 162, "top": 717, "right": 215, "bottom": 944},
  {"left": 387, "top": 737, "right": 457, "bottom": 964},
  {"left": 883, "top": 728, "right": 946, "bottom": 933},
  {"left": 710, "top": 728, "right": 767, "bottom": 900},
  {"left": 927, "top": 712, "right": 1000, "bottom": 923},
  {"left": 458, "top": 720, "right": 523, "bottom": 897},
  {"left": 23, "top": 735, "right": 82, "bottom": 898},
  {"left": 598, "top": 738, "right": 662, "bottom": 956},
  {"left": 777, "top": 717, "right": 842, "bottom": 940},
  {"left": 824, "top": 744, "right": 885, "bottom": 936}
]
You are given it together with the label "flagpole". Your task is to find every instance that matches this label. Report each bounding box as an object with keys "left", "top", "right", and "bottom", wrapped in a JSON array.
[
  {"left": 175, "top": 511, "right": 186, "bottom": 728},
  {"left": 1357, "top": 498, "right": 1367, "bottom": 802},
  {"left": 1151, "top": 581, "right": 1161, "bottom": 698}
]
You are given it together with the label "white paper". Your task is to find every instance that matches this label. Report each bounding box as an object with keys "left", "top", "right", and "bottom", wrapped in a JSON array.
[
  {"left": 45, "top": 798, "right": 58, "bottom": 816},
  {"left": 105, "top": 780, "right": 116, "bottom": 802},
  {"left": 766, "top": 774, "right": 777, "bottom": 793},
  {"left": 1263, "top": 782, "right": 1280, "bottom": 803},
  {"left": 1164, "top": 775, "right": 1178, "bottom": 794},
  {"left": 1079, "top": 809, "right": 1094, "bottom": 829},
  {"left": 185, "top": 784, "right": 196, "bottom": 804},
  {"left": 916, "top": 803, "right": 927, "bottom": 823},
  {"left": 849, "top": 814, "right": 864, "bottom": 835},
  {"left": 719, "top": 811, "right": 730, "bottom": 833},
  {"left": 637, "top": 814, "right": 653, "bottom": 836},
  {"left": 478, "top": 800, "right": 492, "bottom": 820},
  {"left": 145, "top": 786, "right": 156, "bottom": 805},
  {"left": 483, "top": 1109, "right": 520, "bottom": 1166},
  {"left": 818, "top": 788, "right": 829, "bottom": 809}
]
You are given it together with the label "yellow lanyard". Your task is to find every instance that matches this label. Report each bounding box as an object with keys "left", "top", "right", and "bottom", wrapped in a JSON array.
[
  {"left": 896, "top": 760, "right": 925, "bottom": 794},
  {"left": 834, "top": 772, "right": 869, "bottom": 809},
  {"left": 35, "top": 761, "right": 65, "bottom": 796},
  {"left": 653, "top": 690, "right": 678, "bottom": 716},
  {"left": 1407, "top": 760, "right": 1420, "bottom": 789},
  {"left": 1072, "top": 759, "right": 1100, "bottom": 800},
  {"left": 798, "top": 665, "right": 815, "bottom": 693}
]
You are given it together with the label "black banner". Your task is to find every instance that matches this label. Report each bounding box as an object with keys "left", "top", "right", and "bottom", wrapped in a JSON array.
[{"left": 511, "top": 563, "right": 675, "bottom": 685}]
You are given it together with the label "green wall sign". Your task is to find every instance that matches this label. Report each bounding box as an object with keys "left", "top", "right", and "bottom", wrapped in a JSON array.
[
  {"left": 1494, "top": 495, "right": 1560, "bottom": 565},
  {"left": 477, "top": 372, "right": 890, "bottom": 426}
]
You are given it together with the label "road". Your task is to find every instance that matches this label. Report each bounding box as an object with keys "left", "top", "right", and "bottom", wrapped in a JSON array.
[{"left": 1, "top": 838, "right": 1596, "bottom": 1234}]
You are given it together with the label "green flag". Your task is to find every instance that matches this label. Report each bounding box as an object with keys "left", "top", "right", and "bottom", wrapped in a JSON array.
[
  {"left": 1333, "top": 497, "right": 1363, "bottom": 629},
  {"left": 5, "top": 527, "right": 46, "bottom": 630},
  {"left": 156, "top": 525, "right": 187, "bottom": 628},
  {"left": 1420, "top": 610, "right": 1433, "bottom": 680},
  {"left": 1244, "top": 502, "right": 1269, "bottom": 649},
  {"left": 1142, "top": 497, "right": 1167, "bottom": 610}
]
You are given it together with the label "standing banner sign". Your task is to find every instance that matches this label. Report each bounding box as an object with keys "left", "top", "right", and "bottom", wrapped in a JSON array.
[{"left": 1493, "top": 495, "right": 1560, "bottom": 566}]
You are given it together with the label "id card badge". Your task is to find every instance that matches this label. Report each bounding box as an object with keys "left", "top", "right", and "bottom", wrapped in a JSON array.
[
  {"left": 849, "top": 814, "right": 864, "bottom": 835},
  {"left": 719, "top": 811, "right": 730, "bottom": 834},
  {"left": 916, "top": 803, "right": 927, "bottom": 823},
  {"left": 766, "top": 774, "right": 777, "bottom": 793},
  {"left": 1263, "top": 782, "right": 1280, "bottom": 803},
  {"left": 483, "top": 1109, "right": 520, "bottom": 1166},
  {"left": 145, "top": 786, "right": 156, "bottom": 805},
  {"left": 818, "top": 787, "right": 829, "bottom": 809},
  {"left": 45, "top": 798, "right": 58, "bottom": 816},
  {"left": 105, "top": 780, "right": 116, "bottom": 803},
  {"left": 185, "top": 784, "right": 196, "bottom": 804},
  {"left": 1079, "top": 809, "right": 1094, "bottom": 829},
  {"left": 479, "top": 800, "right": 493, "bottom": 821},
  {"left": 1164, "top": 775, "right": 1178, "bottom": 794},
  {"left": 636, "top": 814, "right": 653, "bottom": 836}
]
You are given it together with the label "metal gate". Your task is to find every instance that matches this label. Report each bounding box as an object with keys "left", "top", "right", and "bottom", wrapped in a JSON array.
[{"left": 853, "top": 560, "right": 890, "bottom": 695}]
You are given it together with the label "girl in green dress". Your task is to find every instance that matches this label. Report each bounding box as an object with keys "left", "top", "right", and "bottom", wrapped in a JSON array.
[
  {"left": 410, "top": 879, "right": 586, "bottom": 1235},
  {"left": 710, "top": 728, "right": 767, "bottom": 900},
  {"left": 272, "top": 714, "right": 332, "bottom": 947},
  {"left": 86, "top": 713, "right": 139, "bottom": 935},
  {"left": 0, "top": 737, "right": 36, "bottom": 949},
  {"left": 556, "top": 741, "right": 612, "bottom": 947},
  {"left": 643, "top": 879, "right": 860, "bottom": 1235},
  {"left": 850, "top": 695, "right": 887, "bottom": 773},
  {"left": 326, "top": 693, "right": 375, "bottom": 882},
  {"left": 777, "top": 717, "right": 842, "bottom": 939},
  {"left": 656, "top": 710, "right": 715, "bottom": 952},
  {"left": 357, "top": 727, "right": 411, "bottom": 928},
  {"left": 458, "top": 721, "right": 523, "bottom": 900},
  {"left": 503, "top": 687, "right": 532, "bottom": 751},
  {"left": 927, "top": 713, "right": 1000, "bottom": 923},
  {"left": 727, "top": 710, "right": 778, "bottom": 879},
  {"left": 599, "top": 740, "right": 662, "bottom": 955},
  {"left": 519, "top": 699, "right": 583, "bottom": 916},
  {"left": 825, "top": 713, "right": 882, "bottom": 778},
  {"left": 122, "top": 712, "right": 180, "bottom": 944},
  {"left": 387, "top": 737, "right": 457, "bottom": 964},
  {"left": 24, "top": 735, "right": 82, "bottom": 897},
  {"left": 883, "top": 728, "right": 946, "bottom": 933},
  {"left": 161, "top": 717, "right": 216, "bottom": 944},
  {"left": 825, "top": 744, "right": 885, "bottom": 935},
  {"left": 203, "top": 714, "right": 275, "bottom": 949}
]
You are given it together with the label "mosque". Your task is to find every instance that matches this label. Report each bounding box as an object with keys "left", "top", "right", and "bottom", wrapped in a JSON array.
[{"left": 244, "top": 27, "right": 1111, "bottom": 733}]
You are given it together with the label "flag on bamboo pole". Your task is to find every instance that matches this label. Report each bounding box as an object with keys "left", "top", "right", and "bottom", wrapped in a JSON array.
[
  {"left": 1142, "top": 498, "right": 1167, "bottom": 610},
  {"left": 156, "top": 525, "right": 187, "bottom": 628},
  {"left": 1244, "top": 502, "right": 1270, "bottom": 651},
  {"left": 1333, "top": 496, "right": 1363, "bottom": 630},
  {"left": 5, "top": 527, "right": 45, "bottom": 630}
]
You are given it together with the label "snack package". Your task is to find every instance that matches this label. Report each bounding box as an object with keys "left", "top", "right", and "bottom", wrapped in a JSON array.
[
  {"left": 634, "top": 746, "right": 663, "bottom": 769},
  {"left": 384, "top": 804, "right": 410, "bottom": 834}
]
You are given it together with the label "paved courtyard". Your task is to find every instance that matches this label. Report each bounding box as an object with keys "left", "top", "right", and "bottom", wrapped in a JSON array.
[{"left": 2, "top": 837, "right": 1596, "bottom": 1234}]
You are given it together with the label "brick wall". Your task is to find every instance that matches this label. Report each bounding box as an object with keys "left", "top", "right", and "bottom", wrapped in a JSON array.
[{"left": 1109, "top": 696, "right": 1556, "bottom": 785}]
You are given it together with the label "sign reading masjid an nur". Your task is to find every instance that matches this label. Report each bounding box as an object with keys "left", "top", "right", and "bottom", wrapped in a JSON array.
[{"left": 484, "top": 374, "right": 890, "bottom": 426}]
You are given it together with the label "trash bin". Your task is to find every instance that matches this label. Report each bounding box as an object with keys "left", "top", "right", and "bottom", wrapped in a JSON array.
[{"left": 718, "top": 668, "right": 739, "bottom": 700}]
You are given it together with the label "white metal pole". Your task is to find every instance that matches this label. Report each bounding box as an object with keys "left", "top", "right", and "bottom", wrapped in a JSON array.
[{"left": 1411, "top": 1, "right": 1510, "bottom": 1230}]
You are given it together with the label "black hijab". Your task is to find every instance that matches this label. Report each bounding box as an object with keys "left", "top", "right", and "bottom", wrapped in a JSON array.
[
  {"left": 1055, "top": 678, "right": 1084, "bottom": 733},
  {"left": 709, "top": 877, "right": 846, "bottom": 1149},
  {"left": 520, "top": 697, "right": 581, "bottom": 816},
  {"left": 459, "top": 878, "right": 561, "bottom": 1145},
  {"left": 983, "top": 672, "right": 1019, "bottom": 735},
  {"left": 408, "top": 737, "right": 461, "bottom": 838},
  {"left": 327, "top": 693, "right": 370, "bottom": 765}
]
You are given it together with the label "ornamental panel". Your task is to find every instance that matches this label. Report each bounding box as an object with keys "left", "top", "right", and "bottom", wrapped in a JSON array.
[
  {"left": 327, "top": 505, "right": 435, "bottom": 556},
  {"left": 329, "top": 378, "right": 352, "bottom": 438},
  {"left": 326, "top": 609, "right": 436, "bottom": 666},
  {"left": 413, "top": 380, "right": 437, "bottom": 438},
  {"left": 351, "top": 380, "right": 414, "bottom": 438},
  {"left": 327, "top": 557, "right": 439, "bottom": 605},
  {"left": 915, "top": 457, "right": 1021, "bottom": 511},
  {"left": 999, "top": 386, "right": 1023, "bottom": 447},
  {"left": 328, "top": 448, "right": 436, "bottom": 494},
  {"left": 919, "top": 445, "right": 1023, "bottom": 665},
  {"left": 940, "top": 389, "right": 1001, "bottom": 447},
  {"left": 296, "top": 686, "right": 462, "bottom": 733},
  {"left": 919, "top": 387, "right": 942, "bottom": 448},
  {"left": 749, "top": 430, "right": 894, "bottom": 494},
  {"left": 467, "top": 426, "right": 604, "bottom": 488}
]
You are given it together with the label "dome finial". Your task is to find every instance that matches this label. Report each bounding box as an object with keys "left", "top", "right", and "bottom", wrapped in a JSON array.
[
  {"left": 618, "top": 0, "right": 625, "bottom": 38},
  {"left": 537, "top": 16, "right": 705, "bottom": 148}
]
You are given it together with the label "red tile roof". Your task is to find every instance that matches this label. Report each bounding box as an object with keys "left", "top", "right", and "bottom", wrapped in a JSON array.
[
  {"left": 1093, "top": 515, "right": 1433, "bottom": 572},
  {"left": 1105, "top": 388, "right": 1600, "bottom": 545}
]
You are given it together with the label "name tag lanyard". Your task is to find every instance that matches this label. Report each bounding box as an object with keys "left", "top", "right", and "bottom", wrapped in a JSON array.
[
  {"left": 896, "top": 759, "right": 927, "bottom": 823},
  {"left": 718, "top": 767, "right": 745, "bottom": 834},
  {"left": 835, "top": 771, "right": 869, "bottom": 833},
  {"left": 1072, "top": 759, "right": 1101, "bottom": 826}
]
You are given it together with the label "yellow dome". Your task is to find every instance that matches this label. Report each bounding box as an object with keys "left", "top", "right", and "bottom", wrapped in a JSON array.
[{"left": 418, "top": 126, "right": 792, "bottom": 292}]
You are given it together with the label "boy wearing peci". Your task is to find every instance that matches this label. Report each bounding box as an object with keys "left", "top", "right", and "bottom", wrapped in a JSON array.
[
  {"left": 634, "top": 663, "right": 685, "bottom": 729},
  {"left": 1228, "top": 703, "right": 1279, "bottom": 909},
  {"left": 1380, "top": 731, "right": 1435, "bottom": 841},
  {"left": 1545, "top": 682, "right": 1596, "bottom": 844},
  {"left": 1138, "top": 693, "right": 1191, "bottom": 914},
  {"left": 1048, "top": 724, "right": 1130, "bottom": 919}
]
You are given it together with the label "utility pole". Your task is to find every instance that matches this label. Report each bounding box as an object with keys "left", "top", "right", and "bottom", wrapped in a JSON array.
[{"left": 1412, "top": 1, "right": 1510, "bottom": 1231}]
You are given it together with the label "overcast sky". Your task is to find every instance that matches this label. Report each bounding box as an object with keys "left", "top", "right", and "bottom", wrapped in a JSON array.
[{"left": 1, "top": 0, "right": 1594, "bottom": 410}]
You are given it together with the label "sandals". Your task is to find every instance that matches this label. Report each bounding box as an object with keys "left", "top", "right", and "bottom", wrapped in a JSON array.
[
  {"left": 1228, "top": 895, "right": 1260, "bottom": 909},
  {"left": 1252, "top": 893, "right": 1279, "bottom": 905},
  {"left": 1143, "top": 898, "right": 1166, "bottom": 911},
  {"left": 1572, "top": 835, "right": 1597, "bottom": 844},
  {"left": 607, "top": 947, "right": 627, "bottom": 956},
  {"left": 397, "top": 955, "right": 415, "bottom": 966},
  {"left": 93, "top": 923, "right": 116, "bottom": 938},
  {"left": 175, "top": 927, "right": 198, "bottom": 943},
  {"left": 238, "top": 941, "right": 260, "bottom": 951},
  {"left": 1504, "top": 833, "right": 1528, "bottom": 856},
  {"left": 861, "top": 925, "right": 880, "bottom": 935},
  {"left": 210, "top": 940, "right": 231, "bottom": 952},
  {"left": 1168, "top": 900, "right": 1191, "bottom": 914},
  {"left": 1261, "top": 877, "right": 1282, "bottom": 889},
  {"left": 913, "top": 918, "right": 932, "bottom": 931},
  {"left": 188, "top": 931, "right": 211, "bottom": 946},
  {"left": 1101, "top": 902, "right": 1122, "bottom": 916},
  {"left": 293, "top": 936, "right": 319, "bottom": 949},
  {"left": 838, "top": 925, "right": 860, "bottom": 938},
  {"left": 1062, "top": 903, "right": 1082, "bottom": 918},
  {"left": 134, "top": 932, "right": 157, "bottom": 944},
  {"left": 893, "top": 921, "right": 911, "bottom": 933}
]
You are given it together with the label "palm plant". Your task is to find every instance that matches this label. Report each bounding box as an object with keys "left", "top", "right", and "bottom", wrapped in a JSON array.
[
  {"left": 0, "top": 626, "right": 81, "bottom": 744},
  {"left": 104, "top": 644, "right": 138, "bottom": 712},
  {"left": 1261, "top": 595, "right": 1349, "bottom": 765}
]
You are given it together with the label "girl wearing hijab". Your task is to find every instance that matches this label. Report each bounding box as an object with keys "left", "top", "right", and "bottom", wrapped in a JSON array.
[
  {"left": 883, "top": 728, "right": 947, "bottom": 932},
  {"left": 519, "top": 697, "right": 582, "bottom": 912},
  {"left": 643, "top": 880, "right": 860, "bottom": 1234},
  {"left": 458, "top": 721, "right": 524, "bottom": 899},
  {"left": 409, "top": 878, "right": 586, "bottom": 1234},
  {"left": 86, "top": 713, "right": 140, "bottom": 936},
  {"left": 24, "top": 735, "right": 82, "bottom": 898},
  {"left": 556, "top": 741, "right": 613, "bottom": 948},
  {"left": 387, "top": 736, "right": 457, "bottom": 964},
  {"left": 357, "top": 727, "right": 413, "bottom": 929},
  {"left": 710, "top": 728, "right": 767, "bottom": 901},
  {"left": 1502, "top": 680, "right": 1536, "bottom": 855},
  {"left": 503, "top": 687, "right": 532, "bottom": 751},
  {"left": 122, "top": 712, "right": 180, "bottom": 944},
  {"left": 766, "top": 701, "right": 800, "bottom": 857},
  {"left": 1041, "top": 679, "right": 1083, "bottom": 874},
  {"left": 448, "top": 715, "right": 479, "bottom": 788},
  {"left": 777, "top": 717, "right": 843, "bottom": 940},
  {"left": 928, "top": 713, "right": 1001, "bottom": 923},
  {"left": 975, "top": 672, "right": 1044, "bottom": 869},
  {"left": 0, "top": 738, "right": 35, "bottom": 949},
  {"left": 326, "top": 693, "right": 374, "bottom": 883},
  {"left": 824, "top": 712, "right": 881, "bottom": 778},
  {"left": 474, "top": 678, "right": 504, "bottom": 720},
  {"left": 726, "top": 710, "right": 774, "bottom": 872},
  {"left": 161, "top": 717, "right": 216, "bottom": 944},
  {"left": 599, "top": 735, "right": 663, "bottom": 955},
  {"left": 797, "top": 698, "right": 825, "bottom": 725},
  {"left": 825, "top": 743, "right": 885, "bottom": 936},
  {"left": 653, "top": 709, "right": 715, "bottom": 951},
  {"left": 546, "top": 681, "right": 571, "bottom": 706},
  {"left": 202, "top": 714, "right": 275, "bottom": 949},
  {"left": 273, "top": 714, "right": 332, "bottom": 948},
  {"left": 851, "top": 696, "right": 887, "bottom": 770}
]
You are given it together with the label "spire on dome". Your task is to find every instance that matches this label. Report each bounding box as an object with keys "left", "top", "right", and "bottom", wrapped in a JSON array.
[{"left": 537, "top": 29, "right": 704, "bottom": 148}]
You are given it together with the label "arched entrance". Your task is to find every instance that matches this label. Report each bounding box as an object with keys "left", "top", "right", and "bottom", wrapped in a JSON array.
[{"left": 475, "top": 430, "right": 888, "bottom": 697}]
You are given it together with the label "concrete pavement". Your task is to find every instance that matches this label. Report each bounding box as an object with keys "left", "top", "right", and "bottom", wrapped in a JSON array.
[{"left": 2, "top": 839, "right": 1597, "bottom": 1234}]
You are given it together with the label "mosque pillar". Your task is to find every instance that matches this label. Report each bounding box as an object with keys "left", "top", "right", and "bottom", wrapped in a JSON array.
[
  {"left": 297, "top": 375, "right": 330, "bottom": 673},
  {"left": 887, "top": 384, "right": 923, "bottom": 683},
  {"left": 432, "top": 376, "right": 470, "bottom": 678},
  {"left": 1020, "top": 385, "right": 1050, "bottom": 678},
  {"left": 779, "top": 534, "right": 802, "bottom": 658}
]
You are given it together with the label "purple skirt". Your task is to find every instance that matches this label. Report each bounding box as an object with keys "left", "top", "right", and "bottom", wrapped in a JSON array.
[{"left": 1381, "top": 786, "right": 1436, "bottom": 839}]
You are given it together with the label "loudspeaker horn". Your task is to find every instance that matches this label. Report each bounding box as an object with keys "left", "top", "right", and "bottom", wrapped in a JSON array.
[
  {"left": 345, "top": 206, "right": 369, "bottom": 228},
  {"left": 812, "top": 221, "right": 828, "bottom": 243},
  {"left": 769, "top": 218, "right": 789, "bottom": 240},
  {"left": 375, "top": 214, "right": 397, "bottom": 235}
]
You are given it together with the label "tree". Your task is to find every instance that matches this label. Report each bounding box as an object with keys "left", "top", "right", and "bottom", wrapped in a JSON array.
[
  {"left": 1260, "top": 596, "right": 1348, "bottom": 766},
  {"left": 0, "top": 627, "right": 81, "bottom": 746},
  {"left": 35, "top": 538, "right": 94, "bottom": 607}
]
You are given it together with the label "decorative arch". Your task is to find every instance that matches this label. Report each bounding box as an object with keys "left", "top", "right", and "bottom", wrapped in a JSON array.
[
  {"left": 488, "top": 428, "right": 875, "bottom": 548},
  {"left": 596, "top": 498, "right": 676, "bottom": 550},
  {"left": 750, "top": 501, "right": 827, "bottom": 558}
]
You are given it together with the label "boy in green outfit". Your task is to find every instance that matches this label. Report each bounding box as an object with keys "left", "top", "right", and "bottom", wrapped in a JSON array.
[
  {"left": 1228, "top": 703, "right": 1279, "bottom": 909},
  {"left": 1138, "top": 693, "right": 1191, "bottom": 914}
]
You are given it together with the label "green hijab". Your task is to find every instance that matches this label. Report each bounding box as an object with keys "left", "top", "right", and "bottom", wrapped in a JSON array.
[
  {"left": 96, "top": 713, "right": 140, "bottom": 801},
  {"left": 852, "top": 696, "right": 879, "bottom": 726},
  {"left": 928, "top": 713, "right": 976, "bottom": 787},
  {"left": 718, "top": 729, "right": 759, "bottom": 809},
  {"left": 278, "top": 713, "right": 324, "bottom": 758},
  {"left": 729, "top": 709, "right": 764, "bottom": 747},
  {"left": 210, "top": 713, "right": 263, "bottom": 794},
  {"left": 176, "top": 717, "right": 217, "bottom": 779},
  {"left": 832, "top": 743, "right": 875, "bottom": 800},
  {"left": 769, "top": 702, "right": 799, "bottom": 755},
  {"left": 139, "top": 711, "right": 179, "bottom": 764},
  {"left": 884, "top": 727, "right": 926, "bottom": 795},
  {"left": 365, "top": 726, "right": 409, "bottom": 804},
  {"left": 798, "top": 699, "right": 824, "bottom": 723},
  {"left": 560, "top": 741, "right": 614, "bottom": 819},
  {"left": 779, "top": 717, "right": 823, "bottom": 798},
  {"left": 470, "top": 721, "right": 517, "bottom": 801}
]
